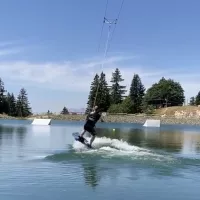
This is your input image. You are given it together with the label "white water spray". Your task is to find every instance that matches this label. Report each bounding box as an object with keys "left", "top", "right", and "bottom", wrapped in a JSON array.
[{"left": 72, "top": 136, "right": 174, "bottom": 162}]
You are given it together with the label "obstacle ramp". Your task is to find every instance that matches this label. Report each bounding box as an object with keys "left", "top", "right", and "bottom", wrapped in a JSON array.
[
  {"left": 31, "top": 119, "right": 52, "bottom": 125},
  {"left": 143, "top": 119, "right": 160, "bottom": 127}
]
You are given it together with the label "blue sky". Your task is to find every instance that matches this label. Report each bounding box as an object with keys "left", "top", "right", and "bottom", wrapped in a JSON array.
[{"left": 0, "top": 0, "right": 200, "bottom": 113}]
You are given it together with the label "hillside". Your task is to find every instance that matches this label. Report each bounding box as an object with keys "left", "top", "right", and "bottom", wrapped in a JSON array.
[{"left": 154, "top": 105, "right": 200, "bottom": 118}]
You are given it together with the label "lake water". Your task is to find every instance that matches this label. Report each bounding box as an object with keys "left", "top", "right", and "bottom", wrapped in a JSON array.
[{"left": 0, "top": 119, "right": 200, "bottom": 200}]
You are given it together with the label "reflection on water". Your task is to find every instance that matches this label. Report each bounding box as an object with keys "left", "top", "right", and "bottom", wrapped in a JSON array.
[
  {"left": 96, "top": 127, "right": 200, "bottom": 157},
  {"left": 0, "top": 124, "right": 28, "bottom": 161},
  {"left": 0, "top": 122, "right": 200, "bottom": 158},
  {"left": 31, "top": 125, "right": 51, "bottom": 136},
  {"left": 82, "top": 163, "right": 100, "bottom": 188},
  {"left": 0, "top": 125, "right": 15, "bottom": 134},
  {"left": 0, "top": 121, "right": 200, "bottom": 200},
  {"left": 16, "top": 126, "right": 27, "bottom": 146},
  {"left": 0, "top": 125, "right": 27, "bottom": 146}
]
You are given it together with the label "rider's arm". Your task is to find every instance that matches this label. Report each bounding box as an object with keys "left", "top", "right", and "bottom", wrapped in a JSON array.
[
  {"left": 100, "top": 114, "right": 105, "bottom": 122},
  {"left": 86, "top": 113, "right": 90, "bottom": 121}
]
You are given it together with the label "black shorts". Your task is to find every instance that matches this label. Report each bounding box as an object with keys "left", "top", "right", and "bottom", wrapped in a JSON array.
[{"left": 84, "top": 123, "right": 96, "bottom": 136}]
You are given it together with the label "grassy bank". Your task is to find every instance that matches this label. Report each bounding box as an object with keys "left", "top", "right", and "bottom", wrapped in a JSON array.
[{"left": 1, "top": 106, "right": 200, "bottom": 126}]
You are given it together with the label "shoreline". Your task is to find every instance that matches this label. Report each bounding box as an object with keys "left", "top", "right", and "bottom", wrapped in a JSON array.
[{"left": 1, "top": 113, "right": 200, "bottom": 126}]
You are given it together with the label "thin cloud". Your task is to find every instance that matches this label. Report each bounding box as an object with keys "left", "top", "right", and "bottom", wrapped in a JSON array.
[
  {"left": 0, "top": 40, "right": 26, "bottom": 57},
  {"left": 0, "top": 41, "right": 18, "bottom": 47},
  {"left": 0, "top": 56, "right": 199, "bottom": 100},
  {"left": 0, "top": 48, "right": 22, "bottom": 56}
]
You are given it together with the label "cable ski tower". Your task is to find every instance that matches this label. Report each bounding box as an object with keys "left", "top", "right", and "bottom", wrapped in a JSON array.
[
  {"left": 93, "top": 0, "right": 125, "bottom": 109},
  {"left": 93, "top": 17, "right": 117, "bottom": 108},
  {"left": 103, "top": 17, "right": 117, "bottom": 25}
]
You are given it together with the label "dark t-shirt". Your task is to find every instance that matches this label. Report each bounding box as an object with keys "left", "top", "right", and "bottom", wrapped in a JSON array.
[{"left": 86, "top": 111, "right": 101, "bottom": 127}]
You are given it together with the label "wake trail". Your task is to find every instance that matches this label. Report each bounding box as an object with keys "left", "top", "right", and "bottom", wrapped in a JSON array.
[{"left": 72, "top": 136, "right": 175, "bottom": 162}]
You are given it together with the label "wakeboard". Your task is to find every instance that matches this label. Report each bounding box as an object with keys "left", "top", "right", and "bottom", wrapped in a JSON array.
[{"left": 72, "top": 132, "right": 93, "bottom": 149}]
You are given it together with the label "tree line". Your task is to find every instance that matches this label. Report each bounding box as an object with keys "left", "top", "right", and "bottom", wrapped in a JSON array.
[
  {"left": 1, "top": 68, "right": 199, "bottom": 118},
  {"left": 0, "top": 78, "right": 32, "bottom": 117},
  {"left": 85, "top": 68, "right": 191, "bottom": 114},
  {"left": 189, "top": 92, "right": 200, "bottom": 106}
]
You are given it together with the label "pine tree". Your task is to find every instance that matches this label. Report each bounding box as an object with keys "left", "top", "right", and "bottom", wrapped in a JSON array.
[
  {"left": 110, "top": 68, "right": 127, "bottom": 104},
  {"left": 86, "top": 72, "right": 111, "bottom": 113},
  {"left": 189, "top": 96, "right": 196, "bottom": 106},
  {"left": 97, "top": 71, "right": 111, "bottom": 111},
  {"left": 16, "top": 95, "right": 22, "bottom": 117},
  {"left": 129, "top": 74, "right": 145, "bottom": 113},
  {"left": 47, "top": 110, "right": 51, "bottom": 115},
  {"left": 61, "top": 106, "right": 69, "bottom": 114},
  {"left": 0, "top": 78, "right": 7, "bottom": 114},
  {"left": 16, "top": 88, "right": 32, "bottom": 117},
  {"left": 85, "top": 74, "right": 99, "bottom": 114},
  {"left": 195, "top": 91, "right": 200, "bottom": 105},
  {"left": 7, "top": 92, "right": 17, "bottom": 116}
]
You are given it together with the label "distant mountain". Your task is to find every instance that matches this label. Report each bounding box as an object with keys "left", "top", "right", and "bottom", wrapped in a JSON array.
[{"left": 68, "top": 108, "right": 86, "bottom": 113}]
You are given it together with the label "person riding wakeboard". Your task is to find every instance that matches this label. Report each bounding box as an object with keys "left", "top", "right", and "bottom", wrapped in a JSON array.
[{"left": 78, "top": 106, "right": 104, "bottom": 148}]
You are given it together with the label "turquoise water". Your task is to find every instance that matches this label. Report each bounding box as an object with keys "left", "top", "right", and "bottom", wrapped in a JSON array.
[{"left": 0, "top": 119, "right": 200, "bottom": 199}]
